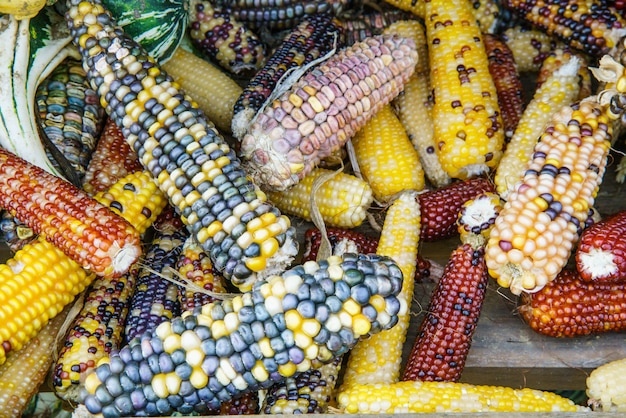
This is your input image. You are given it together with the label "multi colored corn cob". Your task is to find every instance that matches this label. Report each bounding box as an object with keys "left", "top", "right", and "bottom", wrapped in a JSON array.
[
  {"left": 486, "top": 100, "right": 613, "bottom": 294},
  {"left": 239, "top": 34, "right": 418, "bottom": 191},
  {"left": 231, "top": 13, "right": 344, "bottom": 140},
  {"left": 302, "top": 227, "right": 439, "bottom": 283},
  {"left": 425, "top": 0, "right": 505, "bottom": 179},
  {"left": 188, "top": 0, "right": 266, "bottom": 74},
  {"left": 266, "top": 167, "right": 373, "bottom": 229},
  {"left": 211, "top": 0, "right": 348, "bottom": 31},
  {"left": 587, "top": 357, "right": 626, "bottom": 412},
  {"left": 576, "top": 210, "right": 626, "bottom": 282},
  {"left": 0, "top": 147, "right": 141, "bottom": 277},
  {"left": 350, "top": 104, "right": 425, "bottom": 202},
  {"left": 494, "top": 56, "right": 581, "bottom": 200},
  {"left": 82, "top": 118, "right": 143, "bottom": 195},
  {"left": 161, "top": 47, "right": 244, "bottom": 136},
  {"left": 36, "top": 56, "right": 105, "bottom": 185},
  {"left": 124, "top": 223, "right": 188, "bottom": 343},
  {"left": 65, "top": 0, "right": 299, "bottom": 291},
  {"left": 339, "top": 191, "right": 420, "bottom": 387},
  {"left": 261, "top": 356, "right": 342, "bottom": 414},
  {"left": 0, "top": 210, "right": 36, "bottom": 253},
  {"left": 501, "top": 24, "right": 561, "bottom": 73},
  {"left": 78, "top": 252, "right": 404, "bottom": 416},
  {"left": 419, "top": 177, "right": 496, "bottom": 241},
  {"left": 336, "top": 381, "right": 582, "bottom": 413},
  {"left": 387, "top": 20, "right": 451, "bottom": 188},
  {"left": 500, "top": 0, "right": 626, "bottom": 57},
  {"left": 457, "top": 191, "right": 503, "bottom": 247},
  {"left": 0, "top": 305, "right": 71, "bottom": 417},
  {"left": 483, "top": 33, "right": 524, "bottom": 141},
  {"left": 519, "top": 268, "right": 626, "bottom": 337}
]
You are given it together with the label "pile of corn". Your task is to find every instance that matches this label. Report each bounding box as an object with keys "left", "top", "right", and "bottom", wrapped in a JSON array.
[{"left": 1, "top": 0, "right": 626, "bottom": 416}]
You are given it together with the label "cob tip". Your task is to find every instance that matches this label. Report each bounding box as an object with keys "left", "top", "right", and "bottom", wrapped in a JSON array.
[{"left": 106, "top": 240, "right": 142, "bottom": 277}]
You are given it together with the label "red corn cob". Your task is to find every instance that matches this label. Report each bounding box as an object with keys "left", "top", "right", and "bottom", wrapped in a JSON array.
[
  {"left": 483, "top": 33, "right": 525, "bottom": 141},
  {"left": 519, "top": 269, "right": 626, "bottom": 337},
  {"left": 0, "top": 147, "right": 141, "bottom": 277},
  {"left": 576, "top": 210, "right": 626, "bottom": 282},
  {"left": 402, "top": 243, "right": 489, "bottom": 382}
]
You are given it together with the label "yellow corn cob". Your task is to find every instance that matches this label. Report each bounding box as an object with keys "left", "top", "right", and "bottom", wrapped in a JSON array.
[
  {"left": 339, "top": 190, "right": 420, "bottom": 387},
  {"left": 494, "top": 57, "right": 581, "bottom": 200},
  {"left": 387, "top": 20, "right": 452, "bottom": 188},
  {"left": 425, "top": 0, "right": 505, "bottom": 179},
  {"left": 0, "top": 305, "right": 71, "bottom": 417},
  {"left": 485, "top": 100, "right": 613, "bottom": 295},
  {"left": 161, "top": 47, "right": 243, "bottom": 135},
  {"left": 266, "top": 167, "right": 373, "bottom": 229},
  {"left": 336, "top": 381, "right": 584, "bottom": 413},
  {"left": 587, "top": 357, "right": 626, "bottom": 412},
  {"left": 350, "top": 105, "right": 425, "bottom": 202},
  {"left": 536, "top": 49, "right": 592, "bottom": 102}
]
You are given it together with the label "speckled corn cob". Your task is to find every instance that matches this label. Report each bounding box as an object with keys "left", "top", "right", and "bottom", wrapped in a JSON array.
[
  {"left": 483, "top": 33, "right": 524, "bottom": 141},
  {"left": 587, "top": 357, "right": 626, "bottom": 412},
  {"left": 240, "top": 34, "right": 417, "bottom": 192},
  {"left": 339, "top": 191, "right": 420, "bottom": 387},
  {"left": 519, "top": 269, "right": 626, "bottom": 337},
  {"left": 576, "top": 210, "right": 626, "bottom": 282},
  {"left": 188, "top": 0, "right": 266, "bottom": 74},
  {"left": 261, "top": 356, "right": 342, "bottom": 413},
  {"left": 82, "top": 118, "right": 143, "bottom": 195},
  {"left": 387, "top": 20, "right": 451, "bottom": 188},
  {"left": 266, "top": 167, "right": 374, "bottom": 228},
  {"left": 124, "top": 223, "right": 188, "bottom": 343},
  {"left": 78, "top": 253, "right": 404, "bottom": 417},
  {"left": 494, "top": 56, "right": 581, "bottom": 200},
  {"left": 231, "top": 13, "right": 345, "bottom": 140},
  {"left": 336, "top": 381, "right": 582, "bottom": 413},
  {"left": 486, "top": 100, "right": 613, "bottom": 295},
  {"left": 0, "top": 147, "right": 141, "bottom": 277},
  {"left": 36, "top": 56, "right": 105, "bottom": 185},
  {"left": 425, "top": 0, "right": 505, "bottom": 179},
  {"left": 501, "top": 0, "right": 626, "bottom": 57},
  {"left": 65, "top": 0, "right": 299, "bottom": 291},
  {"left": 501, "top": 24, "right": 561, "bottom": 73},
  {"left": 212, "top": 0, "right": 348, "bottom": 30}
]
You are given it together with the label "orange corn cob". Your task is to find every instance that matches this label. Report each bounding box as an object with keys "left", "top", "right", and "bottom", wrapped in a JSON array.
[
  {"left": 0, "top": 147, "right": 141, "bottom": 277},
  {"left": 576, "top": 210, "right": 626, "bottom": 282},
  {"left": 240, "top": 34, "right": 417, "bottom": 191}
]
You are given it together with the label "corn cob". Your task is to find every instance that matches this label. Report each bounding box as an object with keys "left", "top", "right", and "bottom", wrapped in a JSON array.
[
  {"left": 457, "top": 191, "right": 503, "bottom": 247},
  {"left": 239, "top": 34, "right": 418, "bottom": 191},
  {"left": 211, "top": 0, "right": 348, "bottom": 31},
  {"left": 0, "top": 305, "right": 71, "bottom": 417},
  {"left": 188, "top": 0, "right": 266, "bottom": 75},
  {"left": 176, "top": 236, "right": 227, "bottom": 313},
  {"left": 231, "top": 13, "right": 345, "bottom": 140},
  {"left": 78, "top": 252, "right": 404, "bottom": 416},
  {"left": 336, "top": 381, "right": 582, "bottom": 413},
  {"left": 0, "top": 147, "right": 141, "bottom": 277},
  {"left": 65, "top": 0, "right": 299, "bottom": 291},
  {"left": 500, "top": 0, "right": 626, "bottom": 57},
  {"left": 302, "top": 227, "right": 439, "bottom": 283},
  {"left": 387, "top": 20, "right": 451, "bottom": 188},
  {"left": 124, "top": 223, "right": 188, "bottom": 343},
  {"left": 494, "top": 56, "right": 581, "bottom": 200},
  {"left": 339, "top": 191, "right": 420, "bottom": 387},
  {"left": 486, "top": 100, "right": 613, "bottom": 295},
  {"left": 519, "top": 268, "right": 626, "bottom": 337},
  {"left": 350, "top": 104, "right": 425, "bottom": 202},
  {"left": 587, "top": 357, "right": 626, "bottom": 412},
  {"left": 82, "top": 117, "right": 143, "bottom": 195},
  {"left": 420, "top": 177, "right": 496, "bottom": 242},
  {"left": 36, "top": 56, "right": 105, "bottom": 185},
  {"left": 266, "top": 167, "right": 373, "bottom": 229},
  {"left": 501, "top": 24, "right": 561, "bottom": 73},
  {"left": 261, "top": 356, "right": 342, "bottom": 413},
  {"left": 576, "top": 210, "right": 626, "bottom": 282},
  {"left": 536, "top": 48, "right": 593, "bottom": 102},
  {"left": 425, "top": 0, "right": 505, "bottom": 180},
  {"left": 483, "top": 33, "right": 524, "bottom": 141},
  {"left": 162, "top": 47, "right": 244, "bottom": 136}
]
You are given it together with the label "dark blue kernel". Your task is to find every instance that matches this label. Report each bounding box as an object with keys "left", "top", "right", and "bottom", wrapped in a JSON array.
[
  {"left": 241, "top": 349, "right": 257, "bottom": 370},
  {"left": 215, "top": 337, "right": 234, "bottom": 357},
  {"left": 95, "top": 384, "right": 114, "bottom": 405},
  {"left": 171, "top": 349, "right": 186, "bottom": 365},
  {"left": 167, "top": 394, "right": 184, "bottom": 408},
  {"left": 202, "top": 355, "right": 220, "bottom": 376},
  {"left": 280, "top": 328, "right": 295, "bottom": 347},
  {"left": 272, "top": 312, "right": 286, "bottom": 331},
  {"left": 104, "top": 375, "right": 123, "bottom": 397},
  {"left": 314, "top": 304, "right": 330, "bottom": 323},
  {"left": 297, "top": 299, "right": 316, "bottom": 318},
  {"left": 84, "top": 395, "right": 103, "bottom": 415},
  {"left": 351, "top": 284, "right": 371, "bottom": 305},
  {"left": 231, "top": 330, "right": 248, "bottom": 352},
  {"left": 313, "top": 328, "right": 330, "bottom": 344},
  {"left": 282, "top": 293, "right": 299, "bottom": 311},
  {"left": 156, "top": 398, "right": 173, "bottom": 415},
  {"left": 178, "top": 380, "right": 194, "bottom": 397},
  {"left": 263, "top": 357, "right": 278, "bottom": 373},
  {"left": 201, "top": 338, "right": 216, "bottom": 356},
  {"left": 325, "top": 296, "right": 342, "bottom": 313},
  {"left": 158, "top": 352, "right": 174, "bottom": 373},
  {"left": 114, "top": 394, "right": 134, "bottom": 416},
  {"left": 175, "top": 362, "right": 193, "bottom": 380},
  {"left": 101, "top": 404, "right": 120, "bottom": 418}
]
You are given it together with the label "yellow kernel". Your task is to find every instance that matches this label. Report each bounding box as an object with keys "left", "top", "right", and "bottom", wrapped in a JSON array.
[
  {"left": 211, "top": 320, "right": 227, "bottom": 339},
  {"left": 152, "top": 374, "right": 168, "bottom": 398},
  {"left": 252, "top": 361, "right": 269, "bottom": 382},
  {"left": 285, "top": 310, "right": 303, "bottom": 330},
  {"left": 162, "top": 334, "right": 181, "bottom": 353},
  {"left": 289, "top": 93, "right": 303, "bottom": 108},
  {"left": 258, "top": 337, "right": 274, "bottom": 357},
  {"left": 352, "top": 313, "right": 372, "bottom": 336},
  {"left": 343, "top": 298, "right": 361, "bottom": 316},
  {"left": 165, "top": 373, "right": 182, "bottom": 395},
  {"left": 190, "top": 368, "right": 208, "bottom": 389},
  {"left": 186, "top": 348, "right": 204, "bottom": 368},
  {"left": 278, "top": 361, "right": 297, "bottom": 377},
  {"left": 246, "top": 256, "right": 267, "bottom": 272}
]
